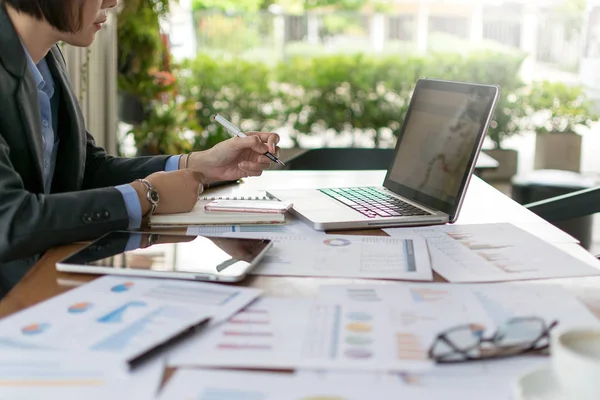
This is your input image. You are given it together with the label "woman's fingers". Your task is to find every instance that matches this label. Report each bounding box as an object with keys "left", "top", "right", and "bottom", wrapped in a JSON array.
[{"left": 245, "top": 132, "right": 280, "bottom": 154}]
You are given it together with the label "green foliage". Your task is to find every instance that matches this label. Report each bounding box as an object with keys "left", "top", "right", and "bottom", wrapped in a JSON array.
[
  {"left": 128, "top": 94, "right": 199, "bottom": 156},
  {"left": 421, "top": 51, "right": 528, "bottom": 149},
  {"left": 117, "top": 0, "right": 213, "bottom": 155},
  {"left": 191, "top": 0, "right": 264, "bottom": 12},
  {"left": 274, "top": 54, "right": 418, "bottom": 146},
  {"left": 179, "top": 51, "right": 530, "bottom": 149},
  {"left": 276, "top": 52, "right": 525, "bottom": 147},
  {"left": 117, "top": 0, "right": 171, "bottom": 101},
  {"left": 526, "top": 81, "right": 597, "bottom": 134},
  {"left": 179, "top": 55, "right": 276, "bottom": 150},
  {"left": 487, "top": 91, "right": 529, "bottom": 149},
  {"left": 303, "top": 0, "right": 369, "bottom": 10},
  {"left": 320, "top": 14, "right": 366, "bottom": 38}
]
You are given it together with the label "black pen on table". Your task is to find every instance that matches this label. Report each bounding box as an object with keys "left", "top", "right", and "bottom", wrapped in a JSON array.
[
  {"left": 126, "top": 317, "right": 211, "bottom": 370},
  {"left": 210, "top": 114, "right": 285, "bottom": 166}
]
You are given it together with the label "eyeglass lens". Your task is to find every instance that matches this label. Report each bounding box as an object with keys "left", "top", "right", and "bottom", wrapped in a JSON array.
[
  {"left": 494, "top": 318, "right": 546, "bottom": 347},
  {"left": 430, "top": 323, "right": 486, "bottom": 361}
]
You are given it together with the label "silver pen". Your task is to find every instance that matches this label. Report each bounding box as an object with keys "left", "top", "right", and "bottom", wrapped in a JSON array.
[{"left": 210, "top": 114, "right": 285, "bottom": 166}]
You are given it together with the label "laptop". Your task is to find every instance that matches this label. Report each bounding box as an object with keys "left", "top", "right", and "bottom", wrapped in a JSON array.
[{"left": 267, "top": 78, "right": 500, "bottom": 231}]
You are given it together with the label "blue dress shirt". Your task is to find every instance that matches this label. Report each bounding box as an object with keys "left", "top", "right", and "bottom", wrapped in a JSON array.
[{"left": 22, "top": 46, "right": 182, "bottom": 230}]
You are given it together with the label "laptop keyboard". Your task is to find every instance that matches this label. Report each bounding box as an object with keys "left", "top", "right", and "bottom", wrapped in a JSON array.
[{"left": 318, "top": 187, "right": 432, "bottom": 219}]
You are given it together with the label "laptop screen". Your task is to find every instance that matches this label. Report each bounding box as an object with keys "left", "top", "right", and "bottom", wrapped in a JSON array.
[{"left": 383, "top": 79, "right": 499, "bottom": 222}]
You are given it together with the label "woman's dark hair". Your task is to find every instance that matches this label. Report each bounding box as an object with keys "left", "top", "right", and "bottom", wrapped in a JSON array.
[{"left": 3, "top": 0, "right": 82, "bottom": 32}]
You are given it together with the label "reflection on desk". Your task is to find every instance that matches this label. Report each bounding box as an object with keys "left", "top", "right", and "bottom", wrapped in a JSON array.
[{"left": 57, "top": 231, "right": 272, "bottom": 282}]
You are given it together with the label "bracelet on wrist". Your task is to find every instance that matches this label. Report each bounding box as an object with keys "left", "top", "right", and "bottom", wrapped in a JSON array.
[{"left": 135, "top": 179, "right": 160, "bottom": 217}]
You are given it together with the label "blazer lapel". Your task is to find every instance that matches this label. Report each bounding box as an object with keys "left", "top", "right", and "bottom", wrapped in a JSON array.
[
  {"left": 46, "top": 46, "right": 85, "bottom": 192},
  {"left": 15, "top": 77, "right": 45, "bottom": 189}
]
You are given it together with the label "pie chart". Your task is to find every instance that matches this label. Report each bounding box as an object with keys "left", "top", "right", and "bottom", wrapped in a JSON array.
[
  {"left": 323, "top": 238, "right": 351, "bottom": 247},
  {"left": 111, "top": 282, "right": 134, "bottom": 293},
  {"left": 68, "top": 302, "right": 93, "bottom": 314},
  {"left": 21, "top": 323, "right": 50, "bottom": 335}
]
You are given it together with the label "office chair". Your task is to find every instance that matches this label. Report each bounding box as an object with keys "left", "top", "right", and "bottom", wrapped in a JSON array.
[{"left": 284, "top": 148, "right": 395, "bottom": 170}]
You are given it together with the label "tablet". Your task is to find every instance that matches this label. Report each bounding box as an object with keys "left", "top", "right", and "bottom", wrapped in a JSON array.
[{"left": 56, "top": 231, "right": 273, "bottom": 282}]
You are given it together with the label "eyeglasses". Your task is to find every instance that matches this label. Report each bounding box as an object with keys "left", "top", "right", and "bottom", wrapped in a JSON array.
[{"left": 428, "top": 317, "right": 559, "bottom": 364}]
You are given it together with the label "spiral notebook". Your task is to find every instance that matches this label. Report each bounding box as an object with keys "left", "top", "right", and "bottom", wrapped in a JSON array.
[{"left": 149, "top": 195, "right": 286, "bottom": 227}]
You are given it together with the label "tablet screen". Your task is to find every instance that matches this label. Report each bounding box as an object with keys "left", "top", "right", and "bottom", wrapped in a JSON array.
[{"left": 58, "top": 231, "right": 272, "bottom": 281}]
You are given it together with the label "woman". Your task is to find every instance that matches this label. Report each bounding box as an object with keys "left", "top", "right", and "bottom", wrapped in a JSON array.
[{"left": 0, "top": 0, "right": 281, "bottom": 295}]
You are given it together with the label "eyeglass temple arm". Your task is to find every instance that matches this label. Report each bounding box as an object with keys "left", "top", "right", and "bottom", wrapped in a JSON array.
[
  {"left": 429, "top": 334, "right": 478, "bottom": 360},
  {"left": 528, "top": 320, "right": 559, "bottom": 350}
]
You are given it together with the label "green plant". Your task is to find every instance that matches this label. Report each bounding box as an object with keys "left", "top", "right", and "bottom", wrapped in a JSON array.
[
  {"left": 275, "top": 51, "right": 526, "bottom": 147},
  {"left": 117, "top": 0, "right": 207, "bottom": 155},
  {"left": 422, "top": 51, "right": 528, "bottom": 149},
  {"left": 486, "top": 90, "right": 529, "bottom": 149},
  {"left": 179, "top": 54, "right": 276, "bottom": 133},
  {"left": 128, "top": 93, "right": 200, "bottom": 156},
  {"left": 117, "top": 0, "right": 171, "bottom": 103},
  {"left": 526, "top": 81, "right": 597, "bottom": 134},
  {"left": 275, "top": 54, "right": 418, "bottom": 147}
]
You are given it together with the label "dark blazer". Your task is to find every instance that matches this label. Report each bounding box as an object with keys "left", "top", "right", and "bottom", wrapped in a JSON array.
[{"left": 0, "top": 6, "right": 169, "bottom": 295}]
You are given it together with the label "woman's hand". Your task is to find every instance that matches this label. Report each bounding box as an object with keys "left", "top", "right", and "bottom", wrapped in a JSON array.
[
  {"left": 185, "top": 132, "right": 280, "bottom": 182},
  {"left": 132, "top": 169, "right": 205, "bottom": 215}
]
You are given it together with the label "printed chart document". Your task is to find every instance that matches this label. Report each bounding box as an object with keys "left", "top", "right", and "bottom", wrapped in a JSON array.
[
  {"left": 319, "top": 282, "right": 600, "bottom": 339},
  {"left": 169, "top": 296, "right": 433, "bottom": 372},
  {"left": 169, "top": 282, "right": 599, "bottom": 374},
  {"left": 0, "top": 276, "right": 260, "bottom": 363},
  {"left": 0, "top": 351, "right": 163, "bottom": 400},
  {"left": 384, "top": 223, "right": 600, "bottom": 282},
  {"left": 219, "top": 232, "right": 432, "bottom": 281},
  {"left": 169, "top": 298, "right": 311, "bottom": 370},
  {"left": 158, "top": 369, "right": 483, "bottom": 400},
  {"left": 81, "top": 276, "right": 262, "bottom": 323}
]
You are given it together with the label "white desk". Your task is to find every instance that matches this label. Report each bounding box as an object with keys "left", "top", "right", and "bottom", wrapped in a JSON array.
[{"left": 2, "top": 171, "right": 600, "bottom": 391}]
